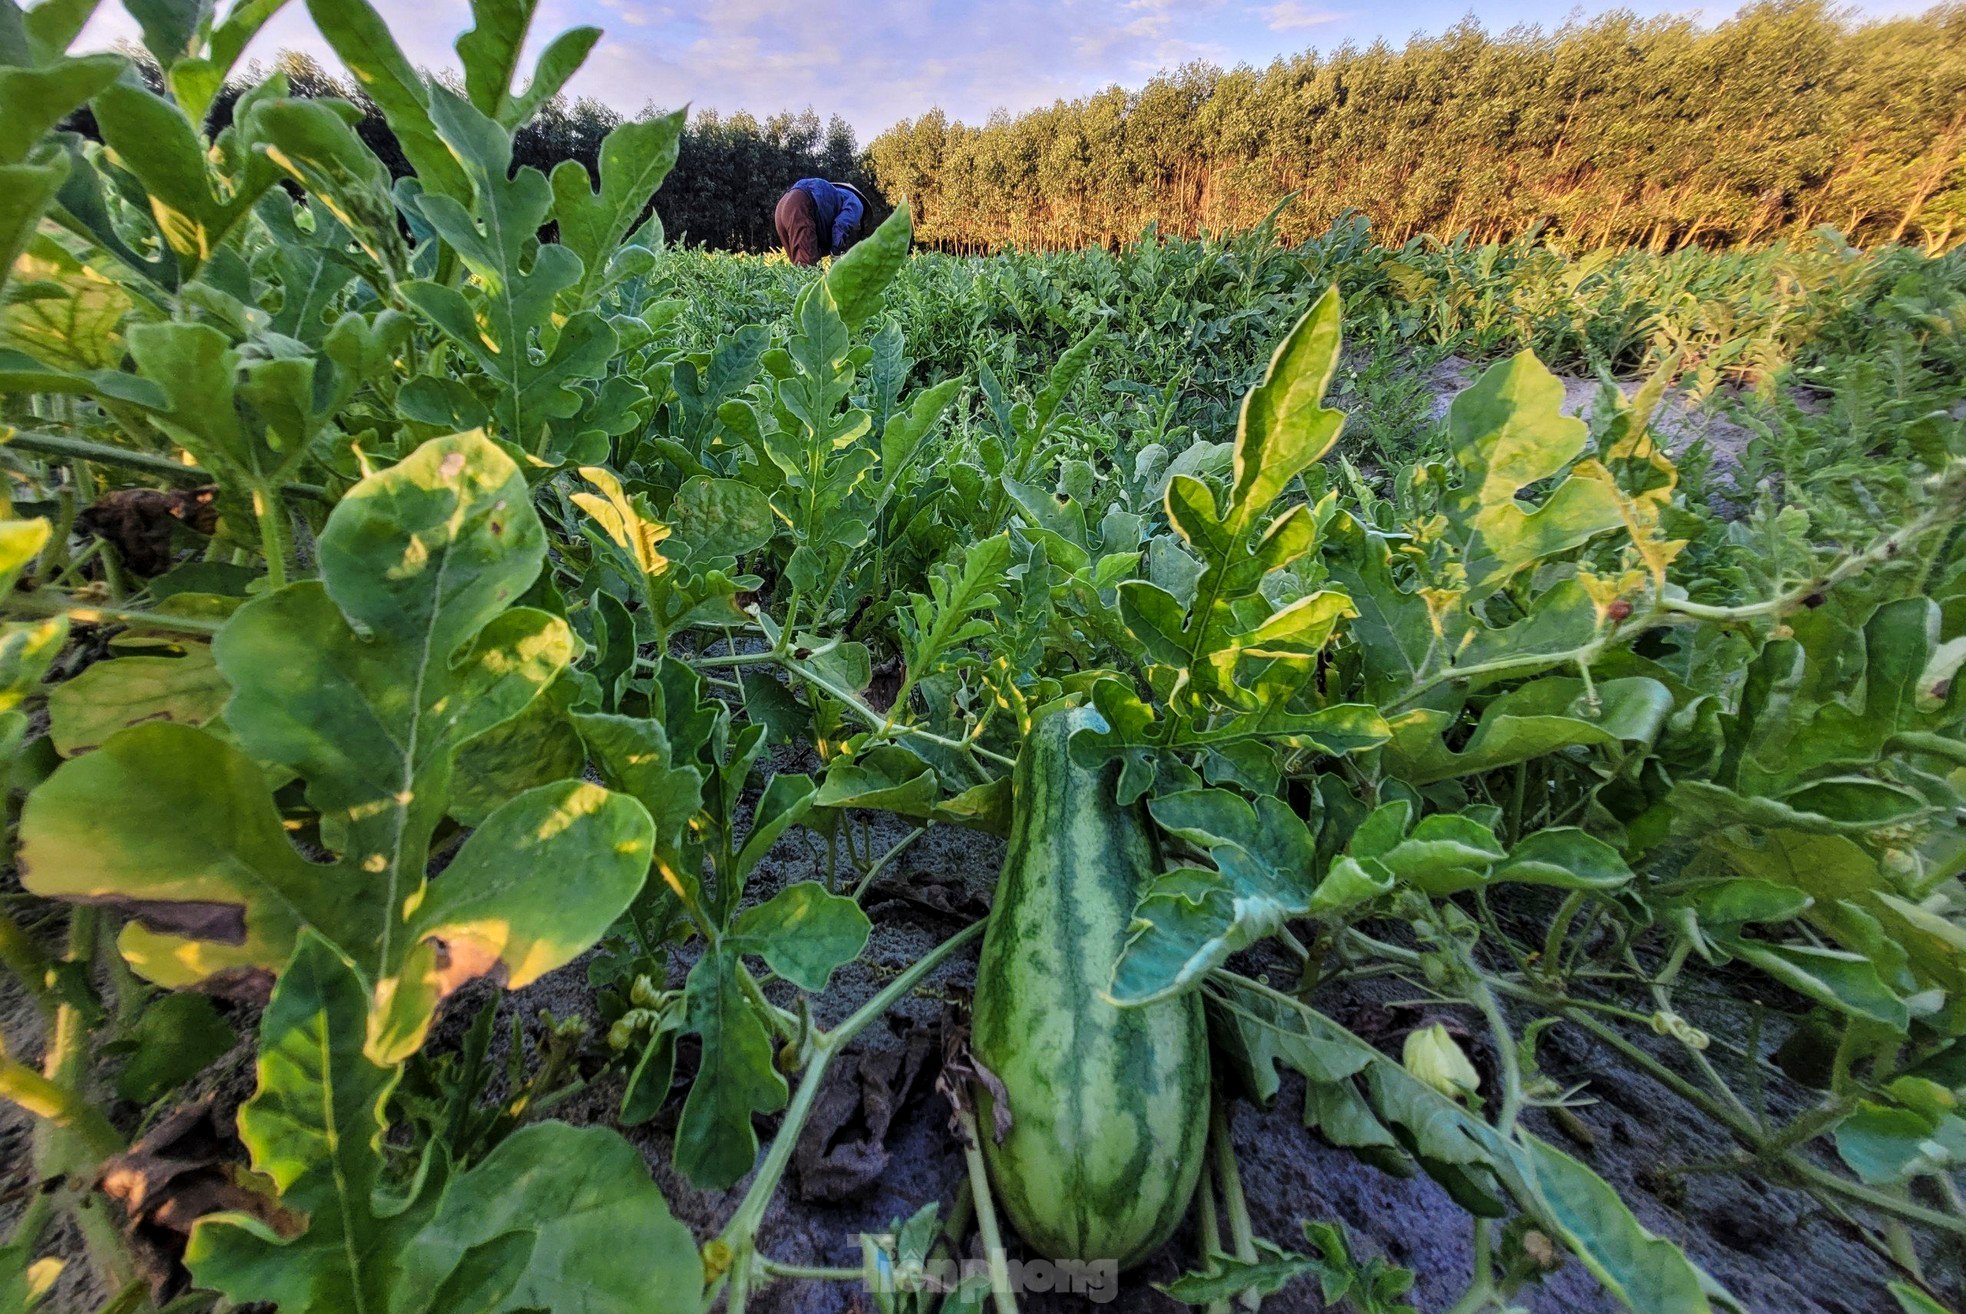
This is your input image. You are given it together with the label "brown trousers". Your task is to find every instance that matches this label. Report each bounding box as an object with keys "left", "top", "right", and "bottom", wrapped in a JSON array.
[{"left": 775, "top": 188, "right": 823, "bottom": 266}]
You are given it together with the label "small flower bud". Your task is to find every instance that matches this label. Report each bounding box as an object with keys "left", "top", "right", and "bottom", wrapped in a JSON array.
[
  {"left": 630, "top": 974, "right": 661, "bottom": 1010},
  {"left": 1403, "top": 1023, "right": 1480, "bottom": 1100},
  {"left": 1521, "top": 1229, "right": 1561, "bottom": 1271},
  {"left": 1649, "top": 1010, "right": 1710, "bottom": 1051}
]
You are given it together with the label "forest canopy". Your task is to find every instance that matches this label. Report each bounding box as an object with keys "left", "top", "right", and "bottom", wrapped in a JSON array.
[{"left": 864, "top": 1, "right": 1966, "bottom": 253}]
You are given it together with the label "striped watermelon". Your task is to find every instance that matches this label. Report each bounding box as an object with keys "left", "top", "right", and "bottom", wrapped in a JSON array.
[{"left": 972, "top": 705, "right": 1210, "bottom": 1269}]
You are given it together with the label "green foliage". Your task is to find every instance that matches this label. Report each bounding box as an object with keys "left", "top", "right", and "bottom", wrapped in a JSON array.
[
  {"left": 551, "top": 108, "right": 685, "bottom": 308},
  {"left": 21, "top": 434, "right": 656, "bottom": 1062},
  {"left": 0, "top": 1237, "right": 58, "bottom": 1311},
  {"left": 1161, "top": 1219, "right": 1418, "bottom": 1312},
  {"left": 0, "top": 510, "right": 63, "bottom": 758},
  {"left": 869, "top": 4, "right": 1966, "bottom": 253},
  {"left": 1073, "top": 289, "right": 1391, "bottom": 798},
  {"left": 0, "top": 5, "right": 1962, "bottom": 1312},
  {"left": 399, "top": 91, "right": 617, "bottom": 457},
  {"left": 186, "top": 933, "right": 700, "bottom": 1313},
  {"left": 185, "top": 932, "right": 432, "bottom": 1311},
  {"left": 1211, "top": 981, "right": 1735, "bottom": 1314},
  {"left": 0, "top": 3, "right": 123, "bottom": 300},
  {"left": 112, "top": 991, "right": 236, "bottom": 1104}
]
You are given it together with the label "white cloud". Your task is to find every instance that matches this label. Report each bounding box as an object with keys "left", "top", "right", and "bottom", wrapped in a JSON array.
[
  {"left": 1264, "top": 1, "right": 1346, "bottom": 32},
  {"left": 591, "top": 0, "right": 655, "bottom": 27},
  {"left": 575, "top": 0, "right": 1225, "bottom": 130}
]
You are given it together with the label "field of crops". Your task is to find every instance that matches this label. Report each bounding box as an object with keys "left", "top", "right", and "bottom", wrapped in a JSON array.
[{"left": 4, "top": 3, "right": 1966, "bottom": 1314}]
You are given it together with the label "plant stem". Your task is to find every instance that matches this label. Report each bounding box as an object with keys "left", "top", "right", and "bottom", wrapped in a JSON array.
[
  {"left": 1464, "top": 972, "right": 1525, "bottom": 1136},
  {"left": 956, "top": 1105, "right": 1020, "bottom": 1314},
  {"left": 99, "top": 926, "right": 146, "bottom": 1032},
  {"left": 726, "top": 1250, "right": 754, "bottom": 1314},
  {"left": 37, "top": 912, "right": 113, "bottom": 1168},
  {"left": 1210, "top": 1100, "right": 1261, "bottom": 1312},
  {"left": 1, "top": 592, "right": 228, "bottom": 635},
  {"left": 1234, "top": 957, "right": 1966, "bottom": 1266},
  {"left": 0, "top": 920, "right": 126, "bottom": 1296},
  {"left": 1558, "top": 1008, "right": 1966, "bottom": 1241},
  {"left": 1197, "top": 1173, "right": 1230, "bottom": 1314},
  {"left": 757, "top": 1258, "right": 865, "bottom": 1281},
  {"left": 723, "top": 1053, "right": 830, "bottom": 1314},
  {"left": 825, "top": 920, "right": 983, "bottom": 1056},
  {"left": 6, "top": 430, "right": 206, "bottom": 484},
  {"left": 1795, "top": 1162, "right": 1966, "bottom": 1238},
  {"left": 2, "top": 429, "right": 331, "bottom": 501},
  {"left": 736, "top": 962, "right": 802, "bottom": 1043},
  {"left": 12, "top": 1185, "right": 54, "bottom": 1258},
  {"left": 1444, "top": 1222, "right": 1498, "bottom": 1314},
  {"left": 68, "top": 1191, "right": 133, "bottom": 1296},
  {"left": 0, "top": 1053, "right": 122, "bottom": 1163},
  {"left": 1556, "top": 1007, "right": 1761, "bottom": 1141},
  {"left": 778, "top": 650, "right": 1016, "bottom": 769},
  {"left": 715, "top": 922, "right": 985, "bottom": 1310},
  {"left": 44, "top": 913, "right": 133, "bottom": 1294},
  {"left": 43, "top": 537, "right": 106, "bottom": 590},
  {"left": 252, "top": 482, "right": 289, "bottom": 590},
  {"left": 1632, "top": 949, "right": 1758, "bottom": 1127},
  {"left": 1660, "top": 482, "right": 1962, "bottom": 621},
  {"left": 691, "top": 649, "right": 780, "bottom": 669},
  {"left": 1390, "top": 467, "right": 1966, "bottom": 711},
  {"left": 853, "top": 825, "right": 928, "bottom": 901},
  {"left": 1539, "top": 891, "right": 1586, "bottom": 982},
  {"left": 1506, "top": 762, "right": 1527, "bottom": 843}
]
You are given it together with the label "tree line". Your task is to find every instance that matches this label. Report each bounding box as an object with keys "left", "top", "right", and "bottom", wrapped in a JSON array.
[
  {"left": 865, "top": 1, "right": 1966, "bottom": 253},
  {"left": 81, "top": 52, "right": 885, "bottom": 254},
  {"left": 81, "top": 4, "right": 1964, "bottom": 257}
]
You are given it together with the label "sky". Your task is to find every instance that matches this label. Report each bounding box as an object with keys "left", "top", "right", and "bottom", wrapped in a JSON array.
[{"left": 78, "top": 0, "right": 1933, "bottom": 139}]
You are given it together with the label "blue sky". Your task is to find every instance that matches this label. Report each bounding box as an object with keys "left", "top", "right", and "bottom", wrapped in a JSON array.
[{"left": 80, "top": 0, "right": 1931, "bottom": 137}]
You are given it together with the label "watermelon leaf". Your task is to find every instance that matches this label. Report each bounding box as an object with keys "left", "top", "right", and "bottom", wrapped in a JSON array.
[
  {"left": 188, "top": 934, "right": 700, "bottom": 1312},
  {"left": 21, "top": 434, "right": 655, "bottom": 1062}
]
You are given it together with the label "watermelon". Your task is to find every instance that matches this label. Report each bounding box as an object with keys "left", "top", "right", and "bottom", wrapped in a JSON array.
[{"left": 971, "top": 705, "right": 1210, "bottom": 1269}]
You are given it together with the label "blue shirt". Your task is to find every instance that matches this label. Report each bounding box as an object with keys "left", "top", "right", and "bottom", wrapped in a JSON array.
[{"left": 792, "top": 178, "right": 865, "bottom": 255}]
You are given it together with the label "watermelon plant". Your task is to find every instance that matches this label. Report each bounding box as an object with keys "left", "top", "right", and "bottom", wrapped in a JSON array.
[{"left": 2, "top": 2, "right": 1965, "bottom": 1313}]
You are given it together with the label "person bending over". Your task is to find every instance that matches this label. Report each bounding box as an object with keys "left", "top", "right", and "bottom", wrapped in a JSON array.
[{"left": 774, "top": 178, "right": 866, "bottom": 266}]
